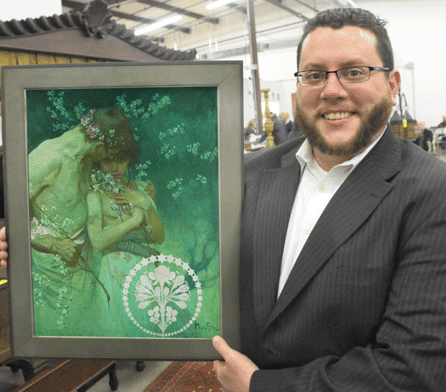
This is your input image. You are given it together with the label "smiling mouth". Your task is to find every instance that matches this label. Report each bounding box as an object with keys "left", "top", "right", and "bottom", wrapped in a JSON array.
[{"left": 323, "top": 112, "right": 354, "bottom": 120}]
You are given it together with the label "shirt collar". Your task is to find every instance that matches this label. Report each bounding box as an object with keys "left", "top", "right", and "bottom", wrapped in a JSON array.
[{"left": 296, "top": 129, "right": 386, "bottom": 174}]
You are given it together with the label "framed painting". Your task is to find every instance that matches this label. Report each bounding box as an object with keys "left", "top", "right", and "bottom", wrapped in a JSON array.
[{"left": 1, "top": 61, "right": 243, "bottom": 360}]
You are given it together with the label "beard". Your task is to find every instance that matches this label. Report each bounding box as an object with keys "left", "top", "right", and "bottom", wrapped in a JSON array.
[{"left": 294, "top": 97, "right": 392, "bottom": 157}]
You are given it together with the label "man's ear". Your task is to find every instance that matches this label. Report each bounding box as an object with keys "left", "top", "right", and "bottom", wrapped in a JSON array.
[{"left": 389, "top": 69, "right": 401, "bottom": 106}]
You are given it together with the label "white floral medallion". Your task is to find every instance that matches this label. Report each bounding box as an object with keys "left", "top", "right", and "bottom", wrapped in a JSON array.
[{"left": 123, "top": 254, "right": 203, "bottom": 337}]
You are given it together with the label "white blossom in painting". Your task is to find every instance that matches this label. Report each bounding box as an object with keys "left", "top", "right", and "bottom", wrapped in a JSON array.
[{"left": 135, "top": 266, "right": 190, "bottom": 333}]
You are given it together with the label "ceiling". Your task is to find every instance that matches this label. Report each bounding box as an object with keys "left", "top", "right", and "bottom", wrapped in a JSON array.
[{"left": 61, "top": 0, "right": 402, "bottom": 60}]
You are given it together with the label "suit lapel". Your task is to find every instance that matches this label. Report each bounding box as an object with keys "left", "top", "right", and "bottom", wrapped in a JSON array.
[
  {"left": 264, "top": 127, "right": 402, "bottom": 330},
  {"left": 253, "top": 148, "right": 301, "bottom": 330}
]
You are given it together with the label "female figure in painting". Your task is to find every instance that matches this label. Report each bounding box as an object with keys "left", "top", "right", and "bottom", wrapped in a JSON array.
[{"left": 85, "top": 109, "right": 164, "bottom": 337}]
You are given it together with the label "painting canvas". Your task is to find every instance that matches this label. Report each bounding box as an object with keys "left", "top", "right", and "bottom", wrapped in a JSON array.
[
  {"left": 28, "top": 86, "right": 220, "bottom": 339},
  {"left": 2, "top": 61, "right": 242, "bottom": 359}
]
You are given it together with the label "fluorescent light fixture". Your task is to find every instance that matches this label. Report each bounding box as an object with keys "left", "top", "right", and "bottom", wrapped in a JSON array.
[
  {"left": 206, "top": 0, "right": 236, "bottom": 10},
  {"left": 135, "top": 15, "right": 182, "bottom": 35},
  {"left": 333, "top": 0, "right": 357, "bottom": 8}
]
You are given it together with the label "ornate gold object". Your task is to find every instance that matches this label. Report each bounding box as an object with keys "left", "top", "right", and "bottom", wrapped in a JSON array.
[{"left": 261, "top": 88, "right": 275, "bottom": 147}]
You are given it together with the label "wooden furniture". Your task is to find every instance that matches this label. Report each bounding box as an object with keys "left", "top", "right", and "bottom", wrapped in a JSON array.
[
  {"left": 2, "top": 279, "right": 117, "bottom": 389},
  {"left": 0, "top": 0, "right": 196, "bottom": 116},
  {"left": 12, "top": 360, "right": 118, "bottom": 392},
  {"left": 1, "top": 279, "right": 48, "bottom": 382}
]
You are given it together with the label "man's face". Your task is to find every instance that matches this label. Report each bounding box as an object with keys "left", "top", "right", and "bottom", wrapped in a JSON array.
[
  {"left": 418, "top": 122, "right": 425, "bottom": 130},
  {"left": 295, "top": 26, "right": 400, "bottom": 157}
]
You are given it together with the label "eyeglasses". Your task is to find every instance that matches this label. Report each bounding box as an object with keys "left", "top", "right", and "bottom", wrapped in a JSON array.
[{"left": 294, "top": 66, "right": 391, "bottom": 86}]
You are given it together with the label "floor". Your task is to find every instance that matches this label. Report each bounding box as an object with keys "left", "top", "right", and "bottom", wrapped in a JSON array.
[{"left": 0, "top": 359, "right": 172, "bottom": 392}]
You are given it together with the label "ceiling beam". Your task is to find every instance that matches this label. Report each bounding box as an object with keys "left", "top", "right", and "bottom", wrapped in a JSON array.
[
  {"left": 291, "top": 0, "right": 319, "bottom": 12},
  {"left": 227, "top": 3, "right": 248, "bottom": 14},
  {"left": 137, "top": 0, "right": 219, "bottom": 24},
  {"left": 62, "top": 0, "right": 191, "bottom": 33},
  {"left": 62, "top": 0, "right": 93, "bottom": 9},
  {"left": 263, "top": 0, "right": 309, "bottom": 20},
  {"left": 199, "top": 37, "right": 302, "bottom": 60}
]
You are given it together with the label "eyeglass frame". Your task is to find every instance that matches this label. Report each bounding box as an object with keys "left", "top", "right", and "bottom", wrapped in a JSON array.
[{"left": 293, "top": 66, "right": 391, "bottom": 86}]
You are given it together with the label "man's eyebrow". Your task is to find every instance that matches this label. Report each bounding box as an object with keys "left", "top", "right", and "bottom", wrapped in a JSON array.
[{"left": 300, "top": 60, "right": 367, "bottom": 70}]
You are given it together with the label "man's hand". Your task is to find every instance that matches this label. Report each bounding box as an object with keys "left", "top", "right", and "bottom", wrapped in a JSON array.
[
  {"left": 213, "top": 335, "right": 259, "bottom": 392},
  {"left": 0, "top": 227, "right": 7, "bottom": 269}
]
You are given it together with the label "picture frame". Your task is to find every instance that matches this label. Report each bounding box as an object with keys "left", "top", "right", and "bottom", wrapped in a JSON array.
[{"left": 1, "top": 61, "right": 243, "bottom": 360}]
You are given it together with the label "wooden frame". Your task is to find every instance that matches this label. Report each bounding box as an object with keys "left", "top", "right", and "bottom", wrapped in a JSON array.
[{"left": 1, "top": 61, "right": 243, "bottom": 360}]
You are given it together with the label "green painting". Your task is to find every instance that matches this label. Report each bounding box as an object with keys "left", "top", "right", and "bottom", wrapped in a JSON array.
[{"left": 26, "top": 87, "right": 220, "bottom": 338}]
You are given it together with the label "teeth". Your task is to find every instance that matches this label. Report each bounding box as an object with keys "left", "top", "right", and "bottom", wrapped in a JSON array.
[{"left": 324, "top": 112, "right": 352, "bottom": 120}]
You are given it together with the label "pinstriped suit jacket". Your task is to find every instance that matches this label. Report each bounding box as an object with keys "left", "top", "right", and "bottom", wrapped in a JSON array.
[{"left": 240, "top": 127, "right": 446, "bottom": 391}]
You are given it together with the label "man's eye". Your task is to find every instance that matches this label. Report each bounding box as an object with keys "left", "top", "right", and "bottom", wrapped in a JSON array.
[
  {"left": 345, "top": 68, "right": 364, "bottom": 77},
  {"left": 306, "top": 72, "right": 324, "bottom": 80}
]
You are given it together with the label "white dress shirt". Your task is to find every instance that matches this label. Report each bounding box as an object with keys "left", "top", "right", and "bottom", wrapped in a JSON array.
[{"left": 277, "top": 132, "right": 385, "bottom": 297}]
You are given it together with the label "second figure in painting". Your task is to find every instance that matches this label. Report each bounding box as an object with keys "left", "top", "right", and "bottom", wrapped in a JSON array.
[{"left": 86, "top": 109, "right": 165, "bottom": 336}]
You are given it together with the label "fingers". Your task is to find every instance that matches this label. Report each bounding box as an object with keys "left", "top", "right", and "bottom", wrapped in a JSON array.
[
  {"left": 213, "top": 359, "right": 229, "bottom": 391},
  {"left": 0, "top": 239, "right": 8, "bottom": 252},
  {"left": 213, "top": 359, "right": 225, "bottom": 374},
  {"left": 212, "top": 335, "right": 233, "bottom": 361},
  {"left": 213, "top": 336, "right": 229, "bottom": 384},
  {"left": 0, "top": 228, "right": 8, "bottom": 269}
]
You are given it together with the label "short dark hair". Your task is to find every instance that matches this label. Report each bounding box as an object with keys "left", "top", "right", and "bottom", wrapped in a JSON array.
[{"left": 297, "top": 8, "right": 394, "bottom": 71}]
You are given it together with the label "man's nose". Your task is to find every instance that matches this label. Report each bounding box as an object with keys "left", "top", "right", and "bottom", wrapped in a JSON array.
[{"left": 320, "top": 73, "right": 348, "bottom": 100}]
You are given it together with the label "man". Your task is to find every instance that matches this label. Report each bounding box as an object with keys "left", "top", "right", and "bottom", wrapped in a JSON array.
[
  {"left": 213, "top": 8, "right": 446, "bottom": 391},
  {"left": 434, "top": 116, "right": 446, "bottom": 152},
  {"left": 417, "top": 121, "right": 433, "bottom": 152},
  {"left": 244, "top": 119, "right": 256, "bottom": 144},
  {"left": 437, "top": 115, "right": 446, "bottom": 129},
  {"left": 279, "top": 112, "right": 294, "bottom": 136}
]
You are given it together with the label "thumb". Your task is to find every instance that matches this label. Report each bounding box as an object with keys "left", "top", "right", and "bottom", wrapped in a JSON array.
[{"left": 212, "top": 335, "right": 233, "bottom": 360}]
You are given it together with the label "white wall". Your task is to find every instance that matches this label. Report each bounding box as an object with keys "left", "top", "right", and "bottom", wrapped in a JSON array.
[{"left": 1, "top": 0, "right": 62, "bottom": 21}]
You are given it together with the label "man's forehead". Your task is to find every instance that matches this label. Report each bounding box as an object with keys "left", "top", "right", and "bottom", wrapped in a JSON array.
[
  {"left": 302, "top": 26, "right": 376, "bottom": 49},
  {"left": 359, "top": 29, "right": 375, "bottom": 44}
]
